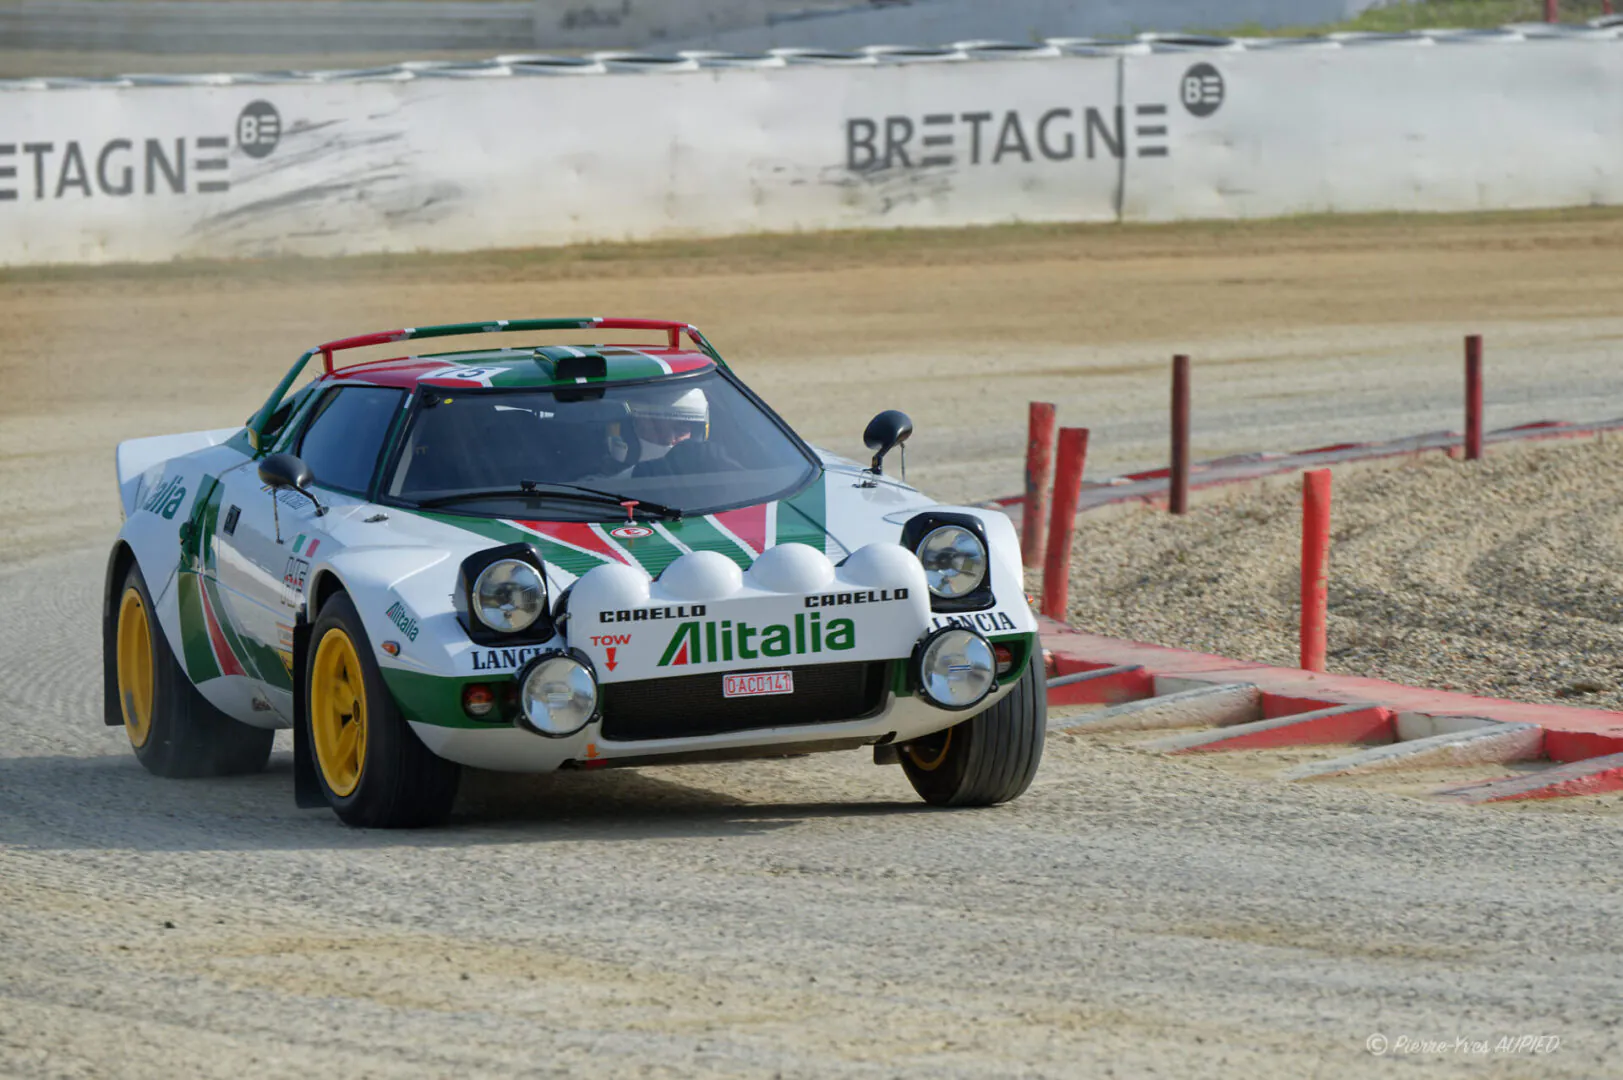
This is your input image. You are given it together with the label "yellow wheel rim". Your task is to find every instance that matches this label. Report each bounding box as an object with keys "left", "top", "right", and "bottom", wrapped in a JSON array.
[
  {"left": 116, "top": 587, "right": 156, "bottom": 749},
  {"left": 311, "top": 629, "right": 368, "bottom": 798},
  {"left": 907, "top": 728, "right": 953, "bottom": 772}
]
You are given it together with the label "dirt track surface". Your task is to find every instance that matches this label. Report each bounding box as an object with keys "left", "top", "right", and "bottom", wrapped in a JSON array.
[{"left": 5, "top": 211, "right": 1623, "bottom": 1076}]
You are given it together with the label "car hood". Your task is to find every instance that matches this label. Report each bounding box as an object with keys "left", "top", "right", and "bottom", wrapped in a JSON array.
[{"left": 378, "top": 460, "right": 935, "bottom": 591}]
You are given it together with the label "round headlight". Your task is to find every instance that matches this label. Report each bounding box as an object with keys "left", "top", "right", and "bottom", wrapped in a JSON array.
[
  {"left": 915, "top": 627, "right": 996, "bottom": 711},
  {"left": 473, "top": 559, "right": 545, "bottom": 633},
  {"left": 519, "top": 654, "right": 598, "bottom": 738},
  {"left": 915, "top": 526, "right": 987, "bottom": 599}
]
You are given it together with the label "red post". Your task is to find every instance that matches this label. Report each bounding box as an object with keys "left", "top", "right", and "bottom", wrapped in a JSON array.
[
  {"left": 1041, "top": 427, "right": 1090, "bottom": 621},
  {"left": 1545, "top": 0, "right": 1559, "bottom": 21},
  {"left": 1021, "top": 402, "right": 1058, "bottom": 568},
  {"left": 1300, "top": 469, "right": 1331, "bottom": 673},
  {"left": 1465, "top": 334, "right": 1483, "bottom": 461},
  {"left": 1170, "top": 355, "right": 1191, "bottom": 514}
]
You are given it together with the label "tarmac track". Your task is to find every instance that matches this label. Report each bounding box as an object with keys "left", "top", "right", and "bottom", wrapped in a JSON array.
[{"left": 3, "top": 213, "right": 1623, "bottom": 1077}]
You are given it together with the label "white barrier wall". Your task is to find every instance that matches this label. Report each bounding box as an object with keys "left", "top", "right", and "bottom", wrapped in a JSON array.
[
  {"left": 0, "top": 57, "right": 1126, "bottom": 264},
  {"left": 1122, "top": 40, "right": 1623, "bottom": 220},
  {"left": 1, "top": 31, "right": 1621, "bottom": 266}
]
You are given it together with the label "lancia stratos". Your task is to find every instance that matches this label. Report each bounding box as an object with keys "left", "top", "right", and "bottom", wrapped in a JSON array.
[{"left": 103, "top": 318, "right": 1046, "bottom": 827}]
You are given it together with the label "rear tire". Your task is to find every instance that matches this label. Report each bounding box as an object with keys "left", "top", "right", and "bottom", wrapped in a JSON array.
[
  {"left": 304, "top": 592, "right": 459, "bottom": 828},
  {"left": 111, "top": 562, "right": 274, "bottom": 778},
  {"left": 900, "top": 652, "right": 1046, "bottom": 807}
]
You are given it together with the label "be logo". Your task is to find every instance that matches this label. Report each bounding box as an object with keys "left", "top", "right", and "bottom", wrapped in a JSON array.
[
  {"left": 237, "top": 101, "right": 283, "bottom": 160},
  {"left": 1180, "top": 63, "right": 1225, "bottom": 118}
]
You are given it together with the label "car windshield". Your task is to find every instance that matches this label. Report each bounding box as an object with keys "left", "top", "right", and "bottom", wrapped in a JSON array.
[{"left": 384, "top": 371, "right": 819, "bottom": 519}]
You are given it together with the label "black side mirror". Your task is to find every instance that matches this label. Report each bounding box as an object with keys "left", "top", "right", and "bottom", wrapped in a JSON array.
[
  {"left": 862, "top": 410, "right": 914, "bottom": 477},
  {"left": 258, "top": 453, "right": 313, "bottom": 492},
  {"left": 257, "top": 453, "right": 325, "bottom": 536}
]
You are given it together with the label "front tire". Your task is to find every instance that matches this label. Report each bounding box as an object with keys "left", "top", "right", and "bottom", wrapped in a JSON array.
[
  {"left": 111, "top": 562, "right": 273, "bottom": 778},
  {"left": 304, "top": 592, "right": 459, "bottom": 828},
  {"left": 900, "top": 652, "right": 1046, "bottom": 807}
]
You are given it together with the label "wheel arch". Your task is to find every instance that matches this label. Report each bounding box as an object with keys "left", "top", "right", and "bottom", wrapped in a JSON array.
[
  {"left": 292, "top": 566, "right": 350, "bottom": 809},
  {"left": 307, "top": 565, "right": 349, "bottom": 623},
  {"left": 102, "top": 541, "right": 138, "bottom": 727}
]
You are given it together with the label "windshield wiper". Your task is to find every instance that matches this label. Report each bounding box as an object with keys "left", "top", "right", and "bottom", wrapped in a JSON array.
[{"left": 415, "top": 482, "right": 683, "bottom": 520}]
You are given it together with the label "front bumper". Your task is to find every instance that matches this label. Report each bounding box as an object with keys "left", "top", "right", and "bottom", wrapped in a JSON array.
[
  {"left": 407, "top": 656, "right": 1027, "bottom": 772},
  {"left": 380, "top": 537, "right": 1038, "bottom": 770}
]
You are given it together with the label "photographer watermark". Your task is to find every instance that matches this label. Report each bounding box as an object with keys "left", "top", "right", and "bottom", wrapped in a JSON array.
[{"left": 1367, "top": 1033, "right": 1560, "bottom": 1057}]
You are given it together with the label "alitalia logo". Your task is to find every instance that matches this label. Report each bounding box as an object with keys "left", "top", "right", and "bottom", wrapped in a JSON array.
[
  {"left": 659, "top": 612, "right": 855, "bottom": 667},
  {"left": 140, "top": 474, "right": 188, "bottom": 519},
  {"left": 385, "top": 600, "right": 420, "bottom": 642}
]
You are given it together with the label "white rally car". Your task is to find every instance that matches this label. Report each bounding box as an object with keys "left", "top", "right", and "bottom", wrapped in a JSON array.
[{"left": 103, "top": 318, "right": 1045, "bottom": 827}]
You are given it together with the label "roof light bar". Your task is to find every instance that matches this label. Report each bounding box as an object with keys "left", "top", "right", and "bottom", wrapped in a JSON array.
[
  {"left": 247, "top": 316, "right": 720, "bottom": 452},
  {"left": 312, "top": 317, "right": 716, "bottom": 373}
]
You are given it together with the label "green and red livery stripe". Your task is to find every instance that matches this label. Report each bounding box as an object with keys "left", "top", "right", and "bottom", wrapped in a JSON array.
[
  {"left": 660, "top": 515, "right": 755, "bottom": 568},
  {"left": 405, "top": 486, "right": 837, "bottom": 581},
  {"left": 776, "top": 476, "right": 838, "bottom": 556},
  {"left": 709, "top": 504, "right": 771, "bottom": 557},
  {"left": 176, "top": 572, "right": 223, "bottom": 684},
  {"left": 198, "top": 576, "right": 249, "bottom": 680},
  {"left": 509, "top": 520, "right": 623, "bottom": 576}
]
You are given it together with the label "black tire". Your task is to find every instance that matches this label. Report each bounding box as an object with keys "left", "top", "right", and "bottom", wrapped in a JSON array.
[
  {"left": 304, "top": 592, "right": 459, "bottom": 828},
  {"left": 900, "top": 652, "right": 1046, "bottom": 807},
  {"left": 110, "top": 562, "right": 274, "bottom": 778}
]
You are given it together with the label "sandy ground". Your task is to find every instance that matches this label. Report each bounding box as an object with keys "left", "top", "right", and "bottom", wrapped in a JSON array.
[
  {"left": 5, "top": 211, "right": 1623, "bottom": 1077},
  {"left": 1059, "top": 438, "right": 1623, "bottom": 713}
]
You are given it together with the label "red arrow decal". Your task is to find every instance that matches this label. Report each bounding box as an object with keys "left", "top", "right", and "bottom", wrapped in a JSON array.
[{"left": 605, "top": 647, "right": 618, "bottom": 672}]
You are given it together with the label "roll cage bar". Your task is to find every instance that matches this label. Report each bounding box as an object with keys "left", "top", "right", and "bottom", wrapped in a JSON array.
[{"left": 246, "top": 317, "right": 723, "bottom": 452}]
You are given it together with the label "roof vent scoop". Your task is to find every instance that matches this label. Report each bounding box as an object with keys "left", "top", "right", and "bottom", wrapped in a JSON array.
[{"left": 549, "top": 350, "right": 607, "bottom": 381}]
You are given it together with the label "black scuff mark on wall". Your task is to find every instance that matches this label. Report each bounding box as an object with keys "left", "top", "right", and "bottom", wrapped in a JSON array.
[
  {"left": 190, "top": 98, "right": 465, "bottom": 254},
  {"left": 818, "top": 160, "right": 958, "bottom": 216},
  {"left": 198, "top": 175, "right": 408, "bottom": 229}
]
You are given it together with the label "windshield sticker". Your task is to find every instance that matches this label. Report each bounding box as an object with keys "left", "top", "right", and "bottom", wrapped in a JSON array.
[{"left": 433, "top": 366, "right": 510, "bottom": 386}]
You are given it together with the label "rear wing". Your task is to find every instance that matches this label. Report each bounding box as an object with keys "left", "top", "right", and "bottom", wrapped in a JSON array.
[{"left": 246, "top": 317, "right": 722, "bottom": 453}]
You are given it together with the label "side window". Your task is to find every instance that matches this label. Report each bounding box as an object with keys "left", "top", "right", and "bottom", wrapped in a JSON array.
[
  {"left": 296, "top": 387, "right": 405, "bottom": 496},
  {"left": 265, "top": 384, "right": 320, "bottom": 452}
]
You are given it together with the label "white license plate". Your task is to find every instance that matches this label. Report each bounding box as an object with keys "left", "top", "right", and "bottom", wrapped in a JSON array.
[{"left": 723, "top": 670, "right": 795, "bottom": 699}]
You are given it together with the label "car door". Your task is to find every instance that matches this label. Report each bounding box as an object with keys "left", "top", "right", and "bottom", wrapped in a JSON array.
[{"left": 213, "top": 384, "right": 407, "bottom": 721}]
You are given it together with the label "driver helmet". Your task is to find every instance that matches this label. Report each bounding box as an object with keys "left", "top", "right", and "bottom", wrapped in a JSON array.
[{"left": 629, "top": 386, "right": 709, "bottom": 458}]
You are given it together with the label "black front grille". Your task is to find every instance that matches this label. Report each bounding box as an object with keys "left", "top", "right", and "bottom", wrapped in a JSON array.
[{"left": 599, "top": 661, "right": 890, "bottom": 742}]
